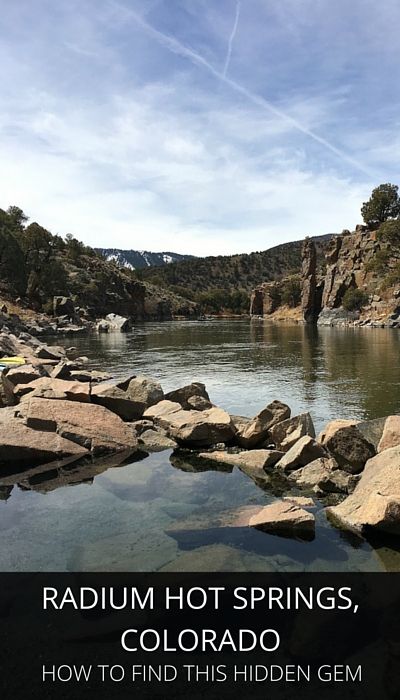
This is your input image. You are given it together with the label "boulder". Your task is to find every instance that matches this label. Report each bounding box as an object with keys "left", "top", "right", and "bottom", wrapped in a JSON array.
[
  {"left": 327, "top": 446, "right": 400, "bottom": 535},
  {"left": 115, "top": 375, "right": 137, "bottom": 391},
  {"left": 318, "top": 421, "right": 375, "bottom": 473},
  {"left": 165, "top": 382, "right": 211, "bottom": 410},
  {"left": 187, "top": 395, "right": 213, "bottom": 411},
  {"left": 50, "top": 362, "right": 73, "bottom": 380},
  {"left": 0, "top": 408, "right": 88, "bottom": 466},
  {"left": 230, "top": 415, "right": 252, "bottom": 436},
  {"left": 124, "top": 376, "right": 164, "bottom": 416},
  {"left": 318, "top": 419, "right": 359, "bottom": 443},
  {"left": 70, "top": 370, "right": 110, "bottom": 383},
  {"left": 288, "top": 457, "right": 356, "bottom": 495},
  {"left": 237, "top": 400, "right": 291, "bottom": 448},
  {"left": 131, "top": 419, "right": 155, "bottom": 435},
  {"left": 197, "top": 449, "right": 282, "bottom": 471},
  {"left": 276, "top": 436, "right": 327, "bottom": 472},
  {"left": 35, "top": 345, "right": 65, "bottom": 361},
  {"left": 269, "top": 412, "right": 315, "bottom": 451},
  {"left": 91, "top": 384, "right": 139, "bottom": 421},
  {"left": 377, "top": 416, "right": 400, "bottom": 452},
  {"left": 53, "top": 296, "right": 75, "bottom": 319},
  {"left": 15, "top": 377, "right": 91, "bottom": 403},
  {"left": 105, "top": 313, "right": 131, "bottom": 332},
  {"left": 156, "top": 406, "right": 235, "bottom": 447},
  {"left": 249, "top": 501, "right": 315, "bottom": 537},
  {"left": 143, "top": 400, "right": 182, "bottom": 426},
  {"left": 2, "top": 364, "right": 47, "bottom": 404},
  {"left": 19, "top": 397, "right": 137, "bottom": 456}
]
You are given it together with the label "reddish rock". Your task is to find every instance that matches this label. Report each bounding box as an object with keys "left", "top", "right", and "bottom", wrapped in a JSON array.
[{"left": 19, "top": 398, "right": 137, "bottom": 456}]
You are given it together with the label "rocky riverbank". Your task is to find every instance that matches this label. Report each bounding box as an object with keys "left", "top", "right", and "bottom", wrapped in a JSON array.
[{"left": 1, "top": 320, "right": 399, "bottom": 546}]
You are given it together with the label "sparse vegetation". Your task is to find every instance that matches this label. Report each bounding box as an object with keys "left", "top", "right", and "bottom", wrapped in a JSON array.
[
  {"left": 365, "top": 249, "right": 390, "bottom": 273},
  {"left": 342, "top": 288, "right": 369, "bottom": 311},
  {"left": 376, "top": 219, "right": 400, "bottom": 246}
]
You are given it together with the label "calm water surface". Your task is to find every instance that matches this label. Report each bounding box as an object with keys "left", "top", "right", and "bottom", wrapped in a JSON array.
[{"left": 1, "top": 320, "right": 400, "bottom": 572}]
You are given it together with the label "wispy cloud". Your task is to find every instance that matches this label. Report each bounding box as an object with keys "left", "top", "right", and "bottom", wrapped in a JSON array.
[
  {"left": 223, "top": 0, "right": 241, "bottom": 77},
  {"left": 0, "top": 0, "right": 398, "bottom": 255},
  {"left": 111, "top": 1, "right": 374, "bottom": 178}
]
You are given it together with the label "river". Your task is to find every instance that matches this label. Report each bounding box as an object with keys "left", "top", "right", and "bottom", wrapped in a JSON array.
[{"left": 1, "top": 319, "right": 399, "bottom": 572}]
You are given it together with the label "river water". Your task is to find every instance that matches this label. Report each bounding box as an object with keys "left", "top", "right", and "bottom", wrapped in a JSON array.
[{"left": 1, "top": 319, "right": 400, "bottom": 572}]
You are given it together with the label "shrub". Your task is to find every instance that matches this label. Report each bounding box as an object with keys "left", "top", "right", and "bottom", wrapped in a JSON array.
[
  {"left": 376, "top": 219, "right": 400, "bottom": 246},
  {"left": 365, "top": 249, "right": 390, "bottom": 273},
  {"left": 280, "top": 276, "right": 302, "bottom": 307},
  {"left": 342, "top": 288, "right": 369, "bottom": 311},
  {"left": 361, "top": 183, "right": 400, "bottom": 226},
  {"left": 381, "top": 263, "right": 400, "bottom": 291}
]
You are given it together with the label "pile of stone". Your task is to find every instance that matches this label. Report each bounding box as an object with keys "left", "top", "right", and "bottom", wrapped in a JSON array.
[{"left": 1, "top": 328, "right": 399, "bottom": 543}]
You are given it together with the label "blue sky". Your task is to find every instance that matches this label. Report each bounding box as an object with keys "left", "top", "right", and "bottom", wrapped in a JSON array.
[{"left": 0, "top": 0, "right": 399, "bottom": 255}]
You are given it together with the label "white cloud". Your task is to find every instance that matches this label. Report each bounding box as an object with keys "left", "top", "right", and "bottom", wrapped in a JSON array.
[{"left": 0, "top": 0, "right": 396, "bottom": 256}]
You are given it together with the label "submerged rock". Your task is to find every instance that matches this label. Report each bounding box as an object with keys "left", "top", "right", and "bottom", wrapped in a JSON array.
[
  {"left": 138, "top": 429, "right": 177, "bottom": 451},
  {"left": 327, "top": 446, "right": 400, "bottom": 535},
  {"left": 249, "top": 501, "right": 315, "bottom": 538},
  {"left": 197, "top": 449, "right": 282, "bottom": 471},
  {"left": 269, "top": 412, "right": 315, "bottom": 451}
]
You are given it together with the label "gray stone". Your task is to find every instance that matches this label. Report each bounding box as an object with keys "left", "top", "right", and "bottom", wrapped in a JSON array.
[
  {"left": 269, "top": 412, "right": 315, "bottom": 451},
  {"left": 276, "top": 436, "right": 327, "bottom": 472},
  {"left": 288, "top": 457, "right": 355, "bottom": 494},
  {"left": 165, "top": 382, "right": 210, "bottom": 410},
  {"left": 319, "top": 421, "right": 375, "bottom": 473},
  {"left": 249, "top": 501, "right": 315, "bottom": 538},
  {"left": 237, "top": 400, "right": 291, "bottom": 448}
]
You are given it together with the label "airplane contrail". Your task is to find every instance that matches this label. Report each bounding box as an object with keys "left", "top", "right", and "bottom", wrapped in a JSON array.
[
  {"left": 110, "top": 1, "right": 374, "bottom": 177},
  {"left": 223, "top": 0, "right": 241, "bottom": 77}
]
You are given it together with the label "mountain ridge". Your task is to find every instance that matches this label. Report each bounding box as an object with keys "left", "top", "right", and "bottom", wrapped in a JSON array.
[{"left": 96, "top": 248, "right": 195, "bottom": 270}]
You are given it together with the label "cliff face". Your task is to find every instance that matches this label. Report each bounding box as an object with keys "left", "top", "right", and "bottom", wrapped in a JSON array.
[
  {"left": 320, "top": 227, "right": 377, "bottom": 310},
  {"left": 65, "top": 255, "right": 198, "bottom": 321},
  {"left": 251, "top": 225, "right": 400, "bottom": 327}
]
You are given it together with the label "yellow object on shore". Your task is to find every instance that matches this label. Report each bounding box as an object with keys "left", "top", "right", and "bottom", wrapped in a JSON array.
[{"left": 0, "top": 356, "right": 26, "bottom": 366}]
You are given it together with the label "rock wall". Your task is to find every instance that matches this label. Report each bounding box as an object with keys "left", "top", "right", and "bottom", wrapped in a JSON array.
[
  {"left": 249, "top": 282, "right": 281, "bottom": 316},
  {"left": 250, "top": 225, "right": 400, "bottom": 327}
]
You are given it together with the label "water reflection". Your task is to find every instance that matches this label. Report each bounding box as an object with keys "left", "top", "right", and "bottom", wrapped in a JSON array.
[{"left": 1, "top": 320, "right": 399, "bottom": 572}]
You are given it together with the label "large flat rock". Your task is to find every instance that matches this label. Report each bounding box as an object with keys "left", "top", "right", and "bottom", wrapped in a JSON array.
[
  {"left": 0, "top": 408, "right": 88, "bottom": 467},
  {"left": 249, "top": 501, "right": 315, "bottom": 538},
  {"left": 147, "top": 404, "right": 235, "bottom": 447},
  {"left": 327, "top": 445, "right": 400, "bottom": 535},
  {"left": 19, "top": 397, "right": 137, "bottom": 456}
]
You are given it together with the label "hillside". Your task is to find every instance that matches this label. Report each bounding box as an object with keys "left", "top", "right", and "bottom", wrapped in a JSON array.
[
  {"left": 97, "top": 248, "right": 195, "bottom": 270},
  {"left": 137, "top": 234, "right": 332, "bottom": 313},
  {"left": 0, "top": 206, "right": 197, "bottom": 321}
]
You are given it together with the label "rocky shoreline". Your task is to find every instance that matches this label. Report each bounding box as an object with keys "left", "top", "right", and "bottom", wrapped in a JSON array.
[{"left": 0, "top": 315, "right": 399, "bottom": 545}]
